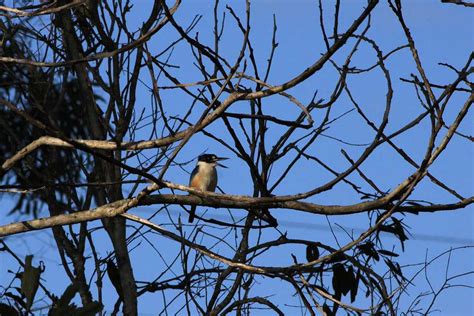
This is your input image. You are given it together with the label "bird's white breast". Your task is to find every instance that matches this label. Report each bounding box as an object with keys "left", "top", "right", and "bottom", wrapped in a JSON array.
[{"left": 195, "top": 161, "right": 217, "bottom": 191}]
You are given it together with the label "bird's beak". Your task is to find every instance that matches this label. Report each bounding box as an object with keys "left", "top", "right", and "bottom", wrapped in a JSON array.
[{"left": 215, "top": 157, "right": 228, "bottom": 168}]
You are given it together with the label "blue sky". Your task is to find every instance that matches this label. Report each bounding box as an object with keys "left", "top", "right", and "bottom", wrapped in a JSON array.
[{"left": 1, "top": 0, "right": 473, "bottom": 314}]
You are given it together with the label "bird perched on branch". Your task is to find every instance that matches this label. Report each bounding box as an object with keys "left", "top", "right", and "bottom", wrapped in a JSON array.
[{"left": 188, "top": 154, "right": 228, "bottom": 223}]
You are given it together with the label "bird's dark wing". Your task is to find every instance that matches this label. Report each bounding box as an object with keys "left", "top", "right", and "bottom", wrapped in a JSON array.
[
  {"left": 209, "top": 168, "right": 217, "bottom": 192},
  {"left": 189, "top": 165, "right": 200, "bottom": 222},
  {"left": 189, "top": 165, "right": 200, "bottom": 186}
]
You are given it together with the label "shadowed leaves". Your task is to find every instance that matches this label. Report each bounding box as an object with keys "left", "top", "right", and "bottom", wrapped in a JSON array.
[{"left": 20, "top": 255, "right": 43, "bottom": 311}]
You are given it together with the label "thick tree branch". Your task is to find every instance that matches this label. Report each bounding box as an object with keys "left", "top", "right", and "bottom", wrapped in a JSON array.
[{"left": 1, "top": 189, "right": 471, "bottom": 237}]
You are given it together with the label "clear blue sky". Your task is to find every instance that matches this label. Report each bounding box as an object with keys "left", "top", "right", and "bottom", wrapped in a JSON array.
[{"left": 1, "top": 1, "right": 473, "bottom": 314}]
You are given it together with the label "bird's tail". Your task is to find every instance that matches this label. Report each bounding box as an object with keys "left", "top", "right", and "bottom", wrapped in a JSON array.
[{"left": 188, "top": 205, "right": 196, "bottom": 223}]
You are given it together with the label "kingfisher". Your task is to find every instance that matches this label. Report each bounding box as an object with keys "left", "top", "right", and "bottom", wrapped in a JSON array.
[{"left": 188, "top": 154, "right": 228, "bottom": 223}]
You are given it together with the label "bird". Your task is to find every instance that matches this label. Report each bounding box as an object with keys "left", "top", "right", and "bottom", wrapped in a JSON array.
[{"left": 188, "top": 154, "right": 228, "bottom": 223}]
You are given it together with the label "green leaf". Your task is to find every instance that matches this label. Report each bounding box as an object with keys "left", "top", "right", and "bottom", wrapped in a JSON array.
[
  {"left": 305, "top": 245, "right": 319, "bottom": 262},
  {"left": 107, "top": 259, "right": 123, "bottom": 299},
  {"left": 21, "top": 255, "right": 43, "bottom": 311},
  {"left": 378, "top": 249, "right": 399, "bottom": 257},
  {"left": 332, "top": 263, "right": 351, "bottom": 298},
  {"left": 350, "top": 268, "right": 360, "bottom": 303},
  {"left": 357, "top": 242, "right": 380, "bottom": 261},
  {"left": 384, "top": 258, "right": 405, "bottom": 283}
]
